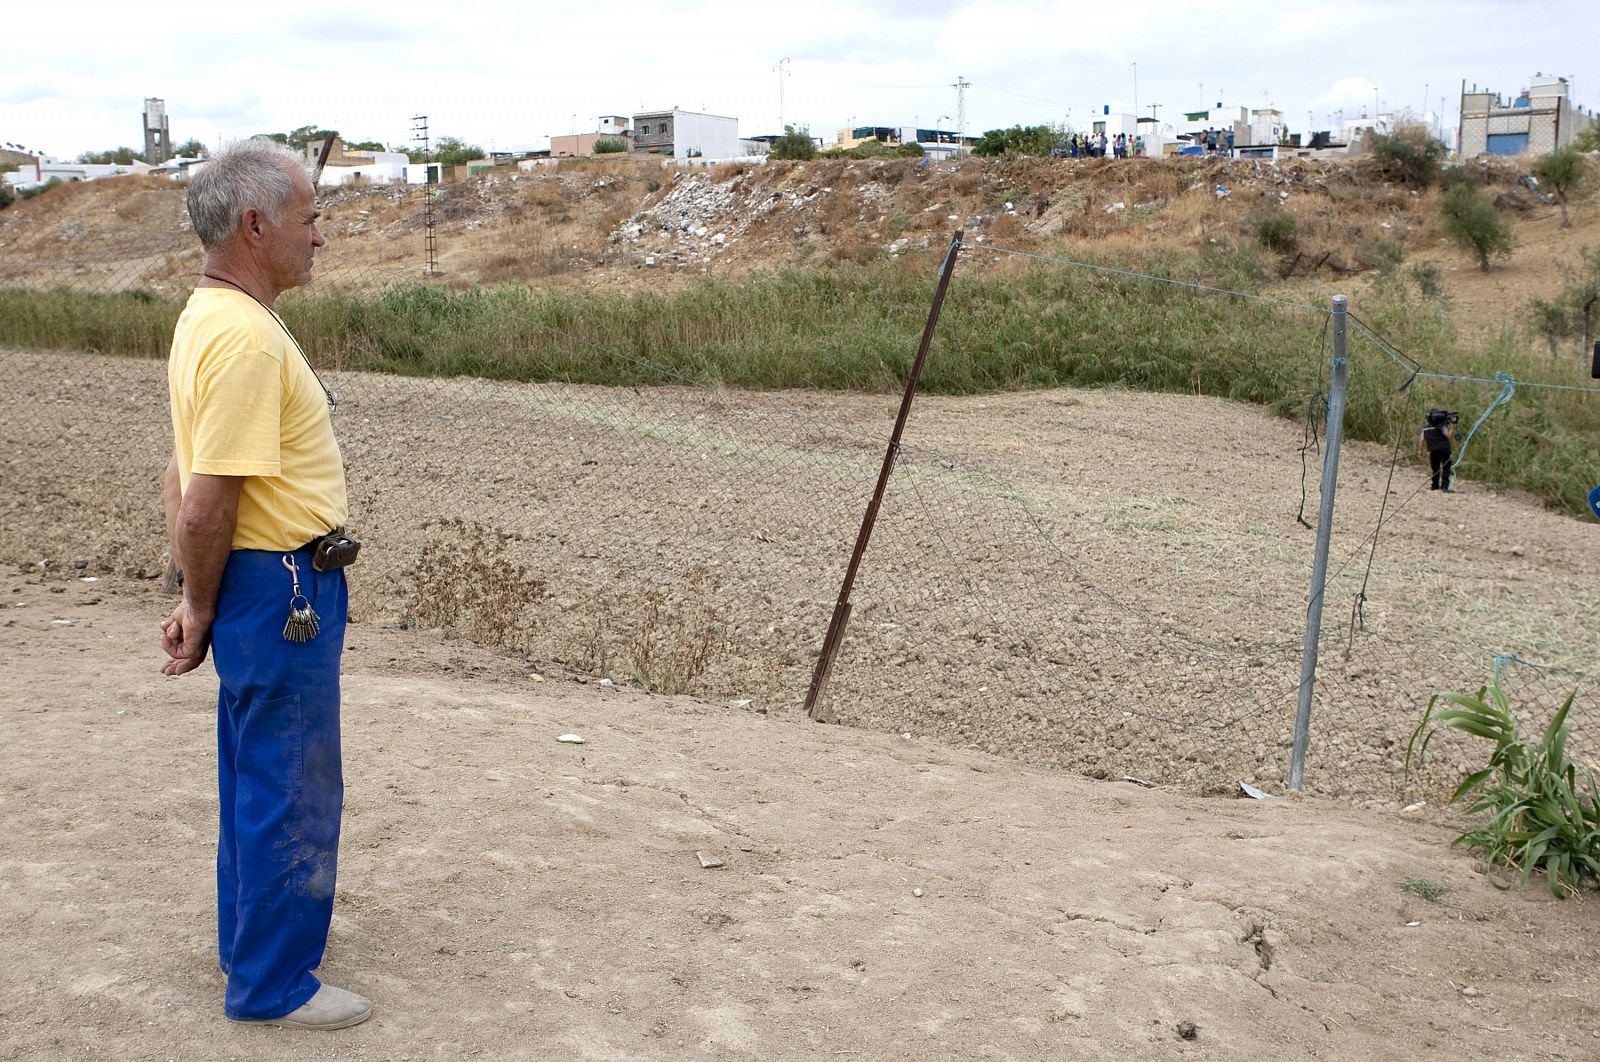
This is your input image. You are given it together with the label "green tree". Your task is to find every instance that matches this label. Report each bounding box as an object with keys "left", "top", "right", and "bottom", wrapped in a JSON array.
[
  {"left": 1533, "top": 148, "right": 1588, "bottom": 229},
  {"left": 286, "top": 125, "right": 339, "bottom": 150},
  {"left": 76, "top": 146, "right": 144, "bottom": 165},
  {"left": 1525, "top": 245, "right": 1600, "bottom": 358},
  {"left": 1574, "top": 125, "right": 1599, "bottom": 153},
  {"left": 345, "top": 140, "right": 385, "bottom": 153},
  {"left": 768, "top": 125, "right": 816, "bottom": 161},
  {"left": 0, "top": 182, "right": 13, "bottom": 210},
  {"left": 1368, "top": 121, "right": 1447, "bottom": 188},
  {"left": 172, "top": 138, "right": 208, "bottom": 158},
  {"left": 593, "top": 138, "right": 628, "bottom": 154},
  {"left": 1441, "top": 183, "right": 1513, "bottom": 272},
  {"left": 972, "top": 125, "right": 1054, "bottom": 157},
  {"left": 433, "top": 137, "right": 485, "bottom": 166}
]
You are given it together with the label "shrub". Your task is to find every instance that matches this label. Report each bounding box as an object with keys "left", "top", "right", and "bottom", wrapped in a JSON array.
[
  {"left": 1253, "top": 209, "right": 1298, "bottom": 252},
  {"left": 1369, "top": 122, "right": 1448, "bottom": 188},
  {"left": 1405, "top": 674, "right": 1599, "bottom": 898},
  {"left": 1440, "top": 183, "right": 1513, "bottom": 271},
  {"left": 0, "top": 182, "right": 12, "bottom": 210},
  {"left": 593, "top": 138, "right": 628, "bottom": 154},
  {"left": 1359, "top": 235, "right": 1405, "bottom": 273},
  {"left": 1523, "top": 245, "right": 1600, "bottom": 357},
  {"left": 768, "top": 125, "right": 816, "bottom": 161},
  {"left": 17, "top": 177, "right": 63, "bottom": 200},
  {"left": 1409, "top": 261, "right": 1446, "bottom": 301},
  {"left": 972, "top": 125, "right": 1055, "bottom": 158}
]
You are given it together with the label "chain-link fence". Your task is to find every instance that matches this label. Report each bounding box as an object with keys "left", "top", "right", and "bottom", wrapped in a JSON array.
[{"left": 2, "top": 175, "right": 1593, "bottom": 806}]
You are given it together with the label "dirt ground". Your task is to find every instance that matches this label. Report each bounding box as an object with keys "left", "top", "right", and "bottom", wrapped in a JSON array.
[
  {"left": 4, "top": 569, "right": 1600, "bottom": 1061},
  {"left": 2, "top": 348, "right": 1595, "bottom": 804}
]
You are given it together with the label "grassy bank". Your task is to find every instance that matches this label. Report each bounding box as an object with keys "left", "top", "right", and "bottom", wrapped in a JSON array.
[{"left": 2, "top": 253, "right": 1595, "bottom": 516}]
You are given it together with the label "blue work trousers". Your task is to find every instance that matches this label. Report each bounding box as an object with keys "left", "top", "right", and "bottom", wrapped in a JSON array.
[{"left": 212, "top": 547, "right": 348, "bottom": 1021}]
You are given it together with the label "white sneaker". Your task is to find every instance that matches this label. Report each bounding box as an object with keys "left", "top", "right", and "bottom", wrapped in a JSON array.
[{"left": 231, "top": 983, "right": 373, "bottom": 1030}]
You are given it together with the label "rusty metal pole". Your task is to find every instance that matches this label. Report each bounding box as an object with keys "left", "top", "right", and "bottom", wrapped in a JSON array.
[{"left": 804, "top": 230, "right": 964, "bottom": 721}]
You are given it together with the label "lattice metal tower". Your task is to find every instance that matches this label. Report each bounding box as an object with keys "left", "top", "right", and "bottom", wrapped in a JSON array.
[
  {"left": 412, "top": 115, "right": 438, "bottom": 277},
  {"left": 951, "top": 76, "right": 971, "bottom": 154}
]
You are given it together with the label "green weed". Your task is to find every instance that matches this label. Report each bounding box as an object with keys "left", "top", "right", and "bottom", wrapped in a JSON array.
[
  {"left": 1400, "top": 878, "right": 1448, "bottom": 903},
  {"left": 1405, "top": 674, "right": 1600, "bottom": 898}
]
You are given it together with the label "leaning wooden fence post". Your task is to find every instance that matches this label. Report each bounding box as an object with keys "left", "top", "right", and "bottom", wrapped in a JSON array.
[{"left": 804, "top": 230, "right": 964, "bottom": 721}]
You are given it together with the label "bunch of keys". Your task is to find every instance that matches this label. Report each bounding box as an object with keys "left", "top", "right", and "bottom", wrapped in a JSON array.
[{"left": 281, "top": 554, "right": 321, "bottom": 643}]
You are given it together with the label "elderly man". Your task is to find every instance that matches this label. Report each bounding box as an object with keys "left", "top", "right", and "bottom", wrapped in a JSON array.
[{"left": 161, "top": 138, "right": 369, "bottom": 1030}]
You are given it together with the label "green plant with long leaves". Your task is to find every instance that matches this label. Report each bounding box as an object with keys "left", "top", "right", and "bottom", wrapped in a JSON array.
[{"left": 1405, "top": 675, "right": 1600, "bottom": 897}]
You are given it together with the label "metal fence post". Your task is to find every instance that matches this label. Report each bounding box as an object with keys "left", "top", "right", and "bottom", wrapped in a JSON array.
[{"left": 1288, "top": 294, "right": 1349, "bottom": 791}]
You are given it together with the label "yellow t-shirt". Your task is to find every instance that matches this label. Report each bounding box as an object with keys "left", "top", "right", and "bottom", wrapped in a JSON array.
[{"left": 168, "top": 287, "right": 347, "bottom": 552}]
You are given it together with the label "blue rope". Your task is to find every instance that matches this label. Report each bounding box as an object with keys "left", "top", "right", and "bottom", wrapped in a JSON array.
[
  {"left": 1493, "top": 653, "right": 1546, "bottom": 678},
  {"left": 1452, "top": 372, "right": 1515, "bottom": 471}
]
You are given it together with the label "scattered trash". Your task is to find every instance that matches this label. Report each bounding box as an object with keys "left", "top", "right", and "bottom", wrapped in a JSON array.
[
  {"left": 696, "top": 851, "right": 725, "bottom": 869},
  {"left": 1213, "top": 185, "right": 1230, "bottom": 199},
  {"left": 1401, "top": 802, "right": 1426, "bottom": 814},
  {"left": 912, "top": 887, "right": 924, "bottom": 897},
  {"left": 1461, "top": 986, "right": 1479, "bottom": 998},
  {"left": 901, "top": 732, "right": 913, "bottom": 740},
  {"left": 80, "top": 576, "right": 98, "bottom": 582},
  {"left": 52, "top": 619, "right": 74, "bottom": 626},
  {"left": 727, "top": 698, "right": 752, "bottom": 709},
  {"left": 1239, "top": 781, "right": 1276, "bottom": 800},
  {"left": 1176, "top": 1020, "right": 1198, "bottom": 1041},
  {"left": 1122, "top": 774, "right": 1154, "bottom": 788},
  {"left": 556, "top": 733, "right": 586, "bottom": 744},
  {"left": 598, "top": 678, "right": 614, "bottom": 688},
  {"left": 1405, "top": 920, "right": 1422, "bottom": 927}
]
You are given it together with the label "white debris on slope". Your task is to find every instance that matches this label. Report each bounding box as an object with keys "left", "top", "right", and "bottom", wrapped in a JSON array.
[{"left": 608, "top": 170, "right": 837, "bottom": 267}]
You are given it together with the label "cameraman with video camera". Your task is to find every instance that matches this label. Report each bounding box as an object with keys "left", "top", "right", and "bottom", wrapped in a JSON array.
[{"left": 1419, "top": 409, "right": 1459, "bottom": 492}]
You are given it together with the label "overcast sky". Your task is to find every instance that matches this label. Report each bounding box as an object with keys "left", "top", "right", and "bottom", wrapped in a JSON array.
[{"left": 3, "top": 0, "right": 1594, "bottom": 159}]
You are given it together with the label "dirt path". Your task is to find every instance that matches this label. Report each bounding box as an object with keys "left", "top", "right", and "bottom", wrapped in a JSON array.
[{"left": 3, "top": 571, "right": 1598, "bottom": 1060}]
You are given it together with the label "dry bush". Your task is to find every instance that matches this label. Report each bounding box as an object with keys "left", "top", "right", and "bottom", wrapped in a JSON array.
[
  {"left": 568, "top": 565, "right": 730, "bottom": 694},
  {"left": 405, "top": 519, "right": 548, "bottom": 649},
  {"left": 828, "top": 231, "right": 881, "bottom": 263},
  {"left": 986, "top": 212, "right": 1027, "bottom": 244}
]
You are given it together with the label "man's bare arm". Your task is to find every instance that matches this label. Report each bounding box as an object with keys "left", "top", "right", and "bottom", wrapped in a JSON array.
[
  {"left": 163, "top": 453, "right": 183, "bottom": 573},
  {"left": 161, "top": 473, "right": 244, "bottom": 676}
]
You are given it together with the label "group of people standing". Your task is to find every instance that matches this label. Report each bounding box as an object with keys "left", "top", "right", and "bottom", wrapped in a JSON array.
[
  {"left": 1057, "top": 132, "right": 1147, "bottom": 159},
  {"left": 1197, "top": 126, "right": 1236, "bottom": 156}
]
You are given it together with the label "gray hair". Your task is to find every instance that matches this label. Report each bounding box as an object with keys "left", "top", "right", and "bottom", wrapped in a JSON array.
[{"left": 186, "top": 138, "right": 310, "bottom": 251}]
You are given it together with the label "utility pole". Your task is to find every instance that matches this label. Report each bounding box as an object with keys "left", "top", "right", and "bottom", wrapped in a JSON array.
[
  {"left": 951, "top": 75, "right": 971, "bottom": 154},
  {"left": 1132, "top": 62, "right": 1138, "bottom": 119},
  {"left": 775, "top": 57, "right": 791, "bottom": 132}
]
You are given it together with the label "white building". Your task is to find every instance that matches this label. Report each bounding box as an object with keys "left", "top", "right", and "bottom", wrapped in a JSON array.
[
  {"left": 1460, "top": 74, "right": 1596, "bottom": 156},
  {"left": 631, "top": 108, "right": 743, "bottom": 161},
  {"left": 3, "top": 156, "right": 151, "bottom": 190}
]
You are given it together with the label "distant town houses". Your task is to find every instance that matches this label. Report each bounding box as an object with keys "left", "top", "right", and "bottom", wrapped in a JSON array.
[{"left": 5, "top": 72, "right": 1595, "bottom": 198}]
